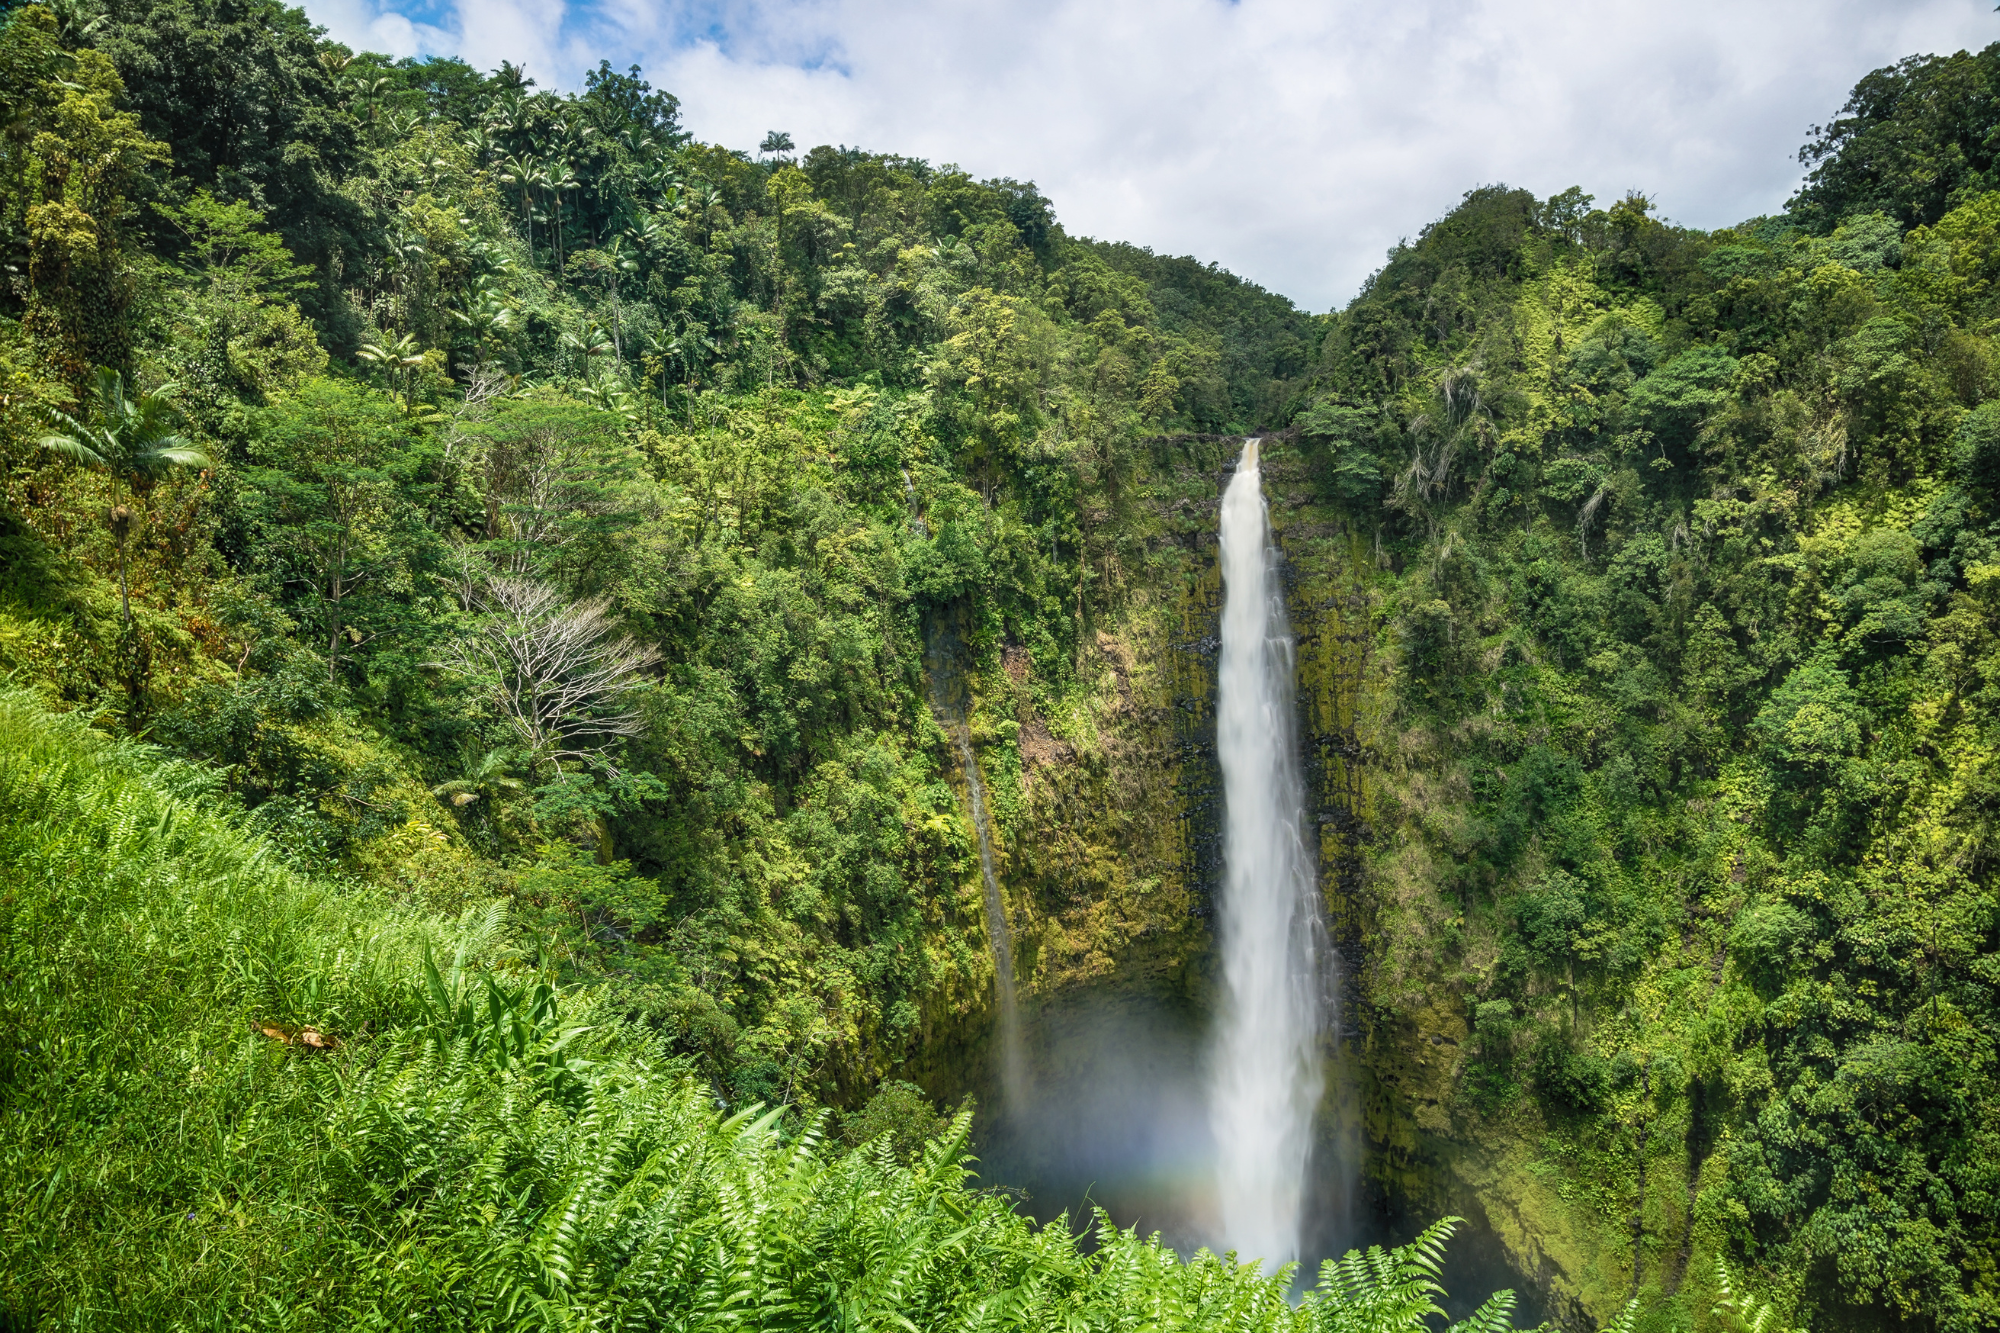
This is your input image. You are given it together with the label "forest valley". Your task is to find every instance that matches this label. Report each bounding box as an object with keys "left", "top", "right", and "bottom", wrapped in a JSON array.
[{"left": 0, "top": 1, "right": 1996, "bottom": 1329}]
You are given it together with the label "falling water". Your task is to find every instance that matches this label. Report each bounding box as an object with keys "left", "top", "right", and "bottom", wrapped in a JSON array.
[
  {"left": 955, "top": 720, "right": 1029, "bottom": 1110},
  {"left": 925, "top": 622, "right": 1029, "bottom": 1116},
  {"left": 1208, "top": 438, "right": 1326, "bottom": 1271}
]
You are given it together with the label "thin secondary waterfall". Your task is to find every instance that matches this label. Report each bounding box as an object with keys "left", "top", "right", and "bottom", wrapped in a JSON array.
[
  {"left": 954, "top": 722, "right": 1029, "bottom": 1111},
  {"left": 923, "top": 617, "right": 1029, "bottom": 1117},
  {"left": 1208, "top": 438, "right": 1326, "bottom": 1271}
]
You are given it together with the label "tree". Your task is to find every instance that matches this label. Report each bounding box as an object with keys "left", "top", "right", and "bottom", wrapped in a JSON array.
[
  {"left": 468, "top": 397, "right": 640, "bottom": 588},
  {"left": 241, "top": 379, "right": 440, "bottom": 682},
  {"left": 645, "top": 318, "right": 716, "bottom": 406},
  {"left": 498, "top": 153, "right": 545, "bottom": 254},
  {"left": 3, "top": 9, "right": 170, "bottom": 380},
  {"left": 38, "top": 368, "right": 209, "bottom": 623},
  {"left": 451, "top": 576, "right": 661, "bottom": 766},
  {"left": 570, "top": 236, "right": 638, "bottom": 357},
  {"left": 155, "top": 189, "right": 314, "bottom": 305},
  {"left": 91, "top": 0, "right": 366, "bottom": 330},
  {"left": 356, "top": 331, "right": 428, "bottom": 410},
  {"left": 758, "top": 129, "right": 794, "bottom": 160},
  {"left": 1391, "top": 365, "right": 1490, "bottom": 537},
  {"left": 838, "top": 1081, "right": 949, "bottom": 1161},
  {"left": 581, "top": 60, "right": 685, "bottom": 145},
  {"left": 546, "top": 156, "right": 579, "bottom": 275},
  {"left": 1791, "top": 45, "right": 2000, "bottom": 232}
]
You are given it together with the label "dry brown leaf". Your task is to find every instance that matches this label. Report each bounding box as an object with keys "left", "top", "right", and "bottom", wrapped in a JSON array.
[{"left": 253, "top": 1021, "right": 339, "bottom": 1051}]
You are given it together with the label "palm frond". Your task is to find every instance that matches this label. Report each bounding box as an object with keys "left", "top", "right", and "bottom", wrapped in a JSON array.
[
  {"left": 37, "top": 432, "right": 108, "bottom": 469},
  {"left": 150, "top": 444, "right": 211, "bottom": 469}
]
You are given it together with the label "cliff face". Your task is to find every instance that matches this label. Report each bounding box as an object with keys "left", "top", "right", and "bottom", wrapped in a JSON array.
[
  {"left": 919, "top": 432, "right": 1698, "bottom": 1331},
  {"left": 905, "top": 435, "right": 1235, "bottom": 1106}
]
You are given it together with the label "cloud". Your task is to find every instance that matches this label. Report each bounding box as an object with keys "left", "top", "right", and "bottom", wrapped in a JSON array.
[
  {"left": 300, "top": 0, "right": 1999, "bottom": 310},
  {"left": 306, "top": 0, "right": 455, "bottom": 60}
]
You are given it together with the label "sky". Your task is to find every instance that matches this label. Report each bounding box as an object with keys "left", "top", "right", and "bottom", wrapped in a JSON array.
[{"left": 301, "top": 0, "right": 1999, "bottom": 313}]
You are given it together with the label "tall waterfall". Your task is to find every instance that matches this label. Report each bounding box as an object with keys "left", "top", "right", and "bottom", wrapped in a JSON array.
[{"left": 1208, "top": 438, "right": 1326, "bottom": 1271}]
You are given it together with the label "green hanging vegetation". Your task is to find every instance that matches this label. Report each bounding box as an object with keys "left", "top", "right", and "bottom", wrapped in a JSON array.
[{"left": 1288, "top": 84, "right": 2000, "bottom": 1333}]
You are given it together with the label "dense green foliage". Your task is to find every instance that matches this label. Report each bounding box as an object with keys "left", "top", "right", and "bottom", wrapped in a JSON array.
[
  {"left": 0, "top": 0, "right": 1308, "bottom": 1117},
  {"left": 1791, "top": 43, "right": 2000, "bottom": 234},
  {"left": 1295, "top": 56, "right": 2000, "bottom": 1333},
  {"left": 0, "top": 689, "right": 1528, "bottom": 1329},
  {"left": 6, "top": 0, "right": 2000, "bottom": 1325}
]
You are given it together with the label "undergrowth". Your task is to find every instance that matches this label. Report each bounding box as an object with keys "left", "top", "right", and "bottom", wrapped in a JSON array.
[{"left": 0, "top": 689, "right": 1520, "bottom": 1330}]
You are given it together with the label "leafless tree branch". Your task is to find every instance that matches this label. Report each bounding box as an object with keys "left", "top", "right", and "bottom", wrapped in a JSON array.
[{"left": 450, "top": 576, "right": 662, "bottom": 763}]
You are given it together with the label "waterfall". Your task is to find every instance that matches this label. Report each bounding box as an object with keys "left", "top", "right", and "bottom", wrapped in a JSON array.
[
  {"left": 924, "top": 616, "right": 1029, "bottom": 1117},
  {"left": 953, "top": 720, "right": 1029, "bottom": 1112},
  {"left": 1208, "top": 438, "right": 1326, "bottom": 1271}
]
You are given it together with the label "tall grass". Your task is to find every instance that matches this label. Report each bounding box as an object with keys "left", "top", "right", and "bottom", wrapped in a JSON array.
[{"left": 0, "top": 691, "right": 1523, "bottom": 1331}]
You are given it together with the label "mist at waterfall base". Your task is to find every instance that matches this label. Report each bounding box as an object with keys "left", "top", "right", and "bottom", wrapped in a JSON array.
[
  {"left": 971, "top": 989, "right": 1353, "bottom": 1270},
  {"left": 971, "top": 994, "right": 1542, "bottom": 1323},
  {"left": 968, "top": 441, "right": 1543, "bottom": 1323}
]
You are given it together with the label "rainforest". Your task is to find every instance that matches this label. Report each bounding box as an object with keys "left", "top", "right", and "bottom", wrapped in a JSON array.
[{"left": 1, "top": 2, "right": 1997, "bottom": 1329}]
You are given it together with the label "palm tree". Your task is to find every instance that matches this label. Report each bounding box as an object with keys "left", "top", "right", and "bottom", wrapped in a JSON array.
[
  {"left": 449, "top": 285, "right": 516, "bottom": 365},
  {"left": 579, "top": 235, "right": 638, "bottom": 357},
  {"left": 1393, "top": 365, "right": 1491, "bottom": 538},
  {"left": 357, "top": 332, "right": 427, "bottom": 409},
  {"left": 383, "top": 108, "right": 424, "bottom": 141},
  {"left": 345, "top": 74, "right": 392, "bottom": 128},
  {"left": 378, "top": 227, "right": 426, "bottom": 309},
  {"left": 560, "top": 320, "right": 614, "bottom": 382},
  {"left": 546, "top": 158, "right": 580, "bottom": 274},
  {"left": 499, "top": 154, "right": 544, "bottom": 254},
  {"left": 38, "top": 369, "right": 210, "bottom": 624},
  {"left": 431, "top": 748, "right": 523, "bottom": 807},
  {"left": 461, "top": 126, "right": 498, "bottom": 166},
  {"left": 623, "top": 214, "right": 671, "bottom": 268},
  {"left": 431, "top": 748, "right": 526, "bottom": 847},
  {"left": 646, "top": 319, "right": 715, "bottom": 406},
  {"left": 46, "top": 0, "right": 108, "bottom": 45},
  {"left": 577, "top": 379, "right": 640, "bottom": 427},
  {"left": 680, "top": 180, "right": 723, "bottom": 247}
]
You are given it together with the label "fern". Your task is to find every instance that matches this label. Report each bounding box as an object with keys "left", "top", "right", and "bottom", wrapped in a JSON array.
[
  {"left": 1714, "top": 1256, "right": 1797, "bottom": 1333},
  {"left": 0, "top": 690, "right": 1544, "bottom": 1333}
]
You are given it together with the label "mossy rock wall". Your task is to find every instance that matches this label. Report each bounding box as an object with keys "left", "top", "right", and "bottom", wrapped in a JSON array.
[{"left": 908, "top": 434, "right": 1678, "bottom": 1333}]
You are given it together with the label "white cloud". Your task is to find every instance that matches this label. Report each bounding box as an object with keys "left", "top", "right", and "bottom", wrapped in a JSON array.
[
  {"left": 307, "top": 0, "right": 455, "bottom": 60},
  {"left": 301, "top": 0, "right": 2000, "bottom": 310}
]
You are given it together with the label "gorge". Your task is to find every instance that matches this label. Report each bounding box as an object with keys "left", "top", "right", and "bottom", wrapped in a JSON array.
[{"left": 2, "top": 4, "right": 1999, "bottom": 1329}]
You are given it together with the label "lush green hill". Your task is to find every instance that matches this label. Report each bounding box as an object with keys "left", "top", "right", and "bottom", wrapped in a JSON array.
[
  {"left": 0, "top": 0, "right": 1308, "bottom": 1118},
  {"left": 0, "top": 687, "right": 1525, "bottom": 1328},
  {"left": 1291, "top": 126, "right": 2000, "bottom": 1333}
]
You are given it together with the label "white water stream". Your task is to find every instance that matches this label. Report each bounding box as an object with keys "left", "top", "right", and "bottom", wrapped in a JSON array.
[
  {"left": 955, "top": 722, "right": 1029, "bottom": 1112},
  {"left": 923, "top": 607, "right": 1029, "bottom": 1119},
  {"left": 1208, "top": 438, "right": 1326, "bottom": 1271}
]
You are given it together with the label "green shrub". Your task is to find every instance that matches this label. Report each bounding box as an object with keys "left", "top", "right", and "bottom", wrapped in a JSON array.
[{"left": 0, "top": 690, "right": 1521, "bottom": 1332}]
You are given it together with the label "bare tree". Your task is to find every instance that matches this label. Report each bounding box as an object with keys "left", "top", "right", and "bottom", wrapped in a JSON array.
[{"left": 452, "top": 577, "right": 662, "bottom": 764}]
